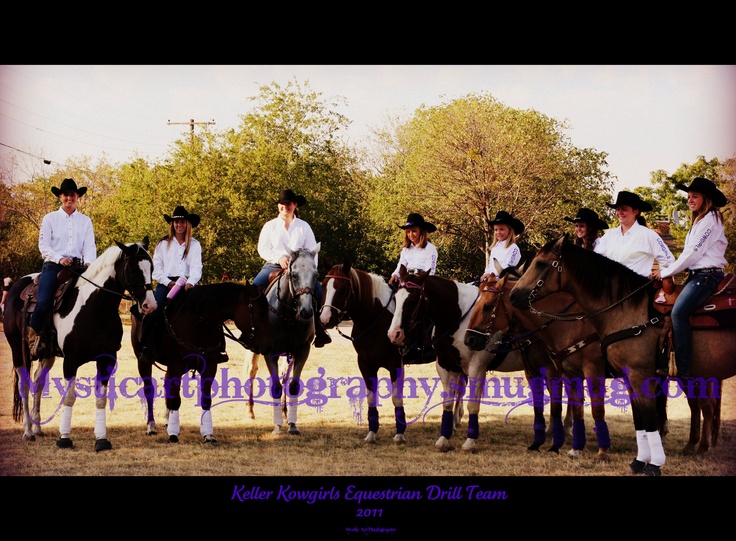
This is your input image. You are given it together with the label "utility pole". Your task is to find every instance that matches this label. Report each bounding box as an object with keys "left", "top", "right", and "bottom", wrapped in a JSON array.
[{"left": 167, "top": 118, "right": 216, "bottom": 144}]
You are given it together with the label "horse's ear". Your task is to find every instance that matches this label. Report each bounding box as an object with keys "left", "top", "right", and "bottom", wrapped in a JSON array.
[
  {"left": 314, "top": 242, "right": 321, "bottom": 256},
  {"left": 517, "top": 261, "right": 526, "bottom": 275},
  {"left": 493, "top": 258, "right": 503, "bottom": 276},
  {"left": 343, "top": 258, "right": 352, "bottom": 274},
  {"left": 142, "top": 236, "right": 149, "bottom": 251},
  {"left": 115, "top": 240, "right": 127, "bottom": 252}
]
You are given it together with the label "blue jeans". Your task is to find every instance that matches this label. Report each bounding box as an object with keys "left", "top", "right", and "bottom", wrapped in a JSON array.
[
  {"left": 671, "top": 270, "right": 723, "bottom": 376},
  {"left": 29, "top": 261, "right": 64, "bottom": 331}
]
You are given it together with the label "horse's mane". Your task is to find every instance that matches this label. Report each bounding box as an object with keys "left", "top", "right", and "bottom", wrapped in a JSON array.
[
  {"left": 553, "top": 236, "right": 649, "bottom": 306},
  {"left": 81, "top": 244, "right": 122, "bottom": 283},
  {"left": 334, "top": 264, "right": 392, "bottom": 309},
  {"left": 171, "top": 282, "right": 249, "bottom": 315}
]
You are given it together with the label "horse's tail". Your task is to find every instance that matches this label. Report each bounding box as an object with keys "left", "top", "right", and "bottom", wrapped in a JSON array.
[
  {"left": 712, "top": 396, "right": 722, "bottom": 447},
  {"left": 248, "top": 353, "right": 259, "bottom": 420},
  {"left": 12, "top": 367, "right": 22, "bottom": 423}
]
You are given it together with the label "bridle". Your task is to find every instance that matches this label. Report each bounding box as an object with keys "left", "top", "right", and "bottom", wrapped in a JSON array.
[{"left": 73, "top": 248, "right": 153, "bottom": 305}]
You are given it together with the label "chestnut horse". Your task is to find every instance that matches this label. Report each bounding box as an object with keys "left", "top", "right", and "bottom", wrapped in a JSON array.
[
  {"left": 465, "top": 268, "right": 668, "bottom": 461},
  {"left": 130, "top": 281, "right": 273, "bottom": 443},
  {"left": 387, "top": 265, "right": 550, "bottom": 453},
  {"left": 509, "top": 236, "right": 736, "bottom": 475},
  {"left": 4, "top": 239, "right": 157, "bottom": 451}
]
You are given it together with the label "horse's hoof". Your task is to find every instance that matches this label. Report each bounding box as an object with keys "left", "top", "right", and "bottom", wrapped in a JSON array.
[
  {"left": 643, "top": 464, "right": 662, "bottom": 477},
  {"left": 393, "top": 434, "right": 407, "bottom": 445},
  {"left": 461, "top": 439, "right": 477, "bottom": 452},
  {"left": 203, "top": 435, "right": 218, "bottom": 445},
  {"left": 364, "top": 431, "right": 377, "bottom": 444},
  {"left": 94, "top": 439, "right": 113, "bottom": 452},
  {"left": 56, "top": 437, "right": 73, "bottom": 449},
  {"left": 527, "top": 444, "right": 541, "bottom": 452},
  {"left": 23, "top": 434, "right": 36, "bottom": 442},
  {"left": 287, "top": 423, "right": 301, "bottom": 436},
  {"left": 567, "top": 449, "right": 582, "bottom": 459},
  {"left": 169, "top": 435, "right": 179, "bottom": 443},
  {"left": 629, "top": 459, "right": 646, "bottom": 474},
  {"left": 146, "top": 429, "right": 158, "bottom": 436},
  {"left": 547, "top": 446, "right": 561, "bottom": 454}
]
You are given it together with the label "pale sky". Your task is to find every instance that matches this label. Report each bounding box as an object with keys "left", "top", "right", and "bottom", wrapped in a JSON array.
[{"left": 1, "top": 65, "right": 735, "bottom": 194}]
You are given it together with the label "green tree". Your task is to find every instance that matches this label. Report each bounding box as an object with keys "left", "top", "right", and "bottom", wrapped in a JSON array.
[{"left": 368, "top": 92, "right": 613, "bottom": 281}]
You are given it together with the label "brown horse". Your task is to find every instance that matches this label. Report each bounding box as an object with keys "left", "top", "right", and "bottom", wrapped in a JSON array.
[
  {"left": 320, "top": 261, "right": 415, "bottom": 444},
  {"left": 131, "top": 281, "right": 273, "bottom": 443},
  {"left": 509, "top": 235, "right": 736, "bottom": 474},
  {"left": 387, "top": 265, "right": 557, "bottom": 453},
  {"left": 465, "top": 268, "right": 668, "bottom": 461}
]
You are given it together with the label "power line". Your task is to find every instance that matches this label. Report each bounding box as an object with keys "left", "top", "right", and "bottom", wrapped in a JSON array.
[{"left": 167, "top": 119, "right": 216, "bottom": 143}]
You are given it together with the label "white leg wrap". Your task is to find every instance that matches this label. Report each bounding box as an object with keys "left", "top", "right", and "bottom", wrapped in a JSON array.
[
  {"left": 287, "top": 397, "right": 298, "bottom": 424},
  {"left": 59, "top": 405, "right": 73, "bottom": 437},
  {"left": 273, "top": 404, "right": 282, "bottom": 426},
  {"left": 200, "top": 410, "right": 213, "bottom": 437},
  {"left": 647, "top": 430, "right": 666, "bottom": 466},
  {"left": 635, "top": 430, "right": 651, "bottom": 463},
  {"left": 94, "top": 408, "right": 107, "bottom": 440},
  {"left": 167, "top": 410, "right": 180, "bottom": 436}
]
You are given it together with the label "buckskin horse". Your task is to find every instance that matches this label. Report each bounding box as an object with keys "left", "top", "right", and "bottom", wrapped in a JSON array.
[
  {"left": 4, "top": 239, "right": 157, "bottom": 451},
  {"left": 509, "top": 235, "right": 736, "bottom": 474},
  {"left": 320, "top": 260, "right": 450, "bottom": 444},
  {"left": 387, "top": 265, "right": 531, "bottom": 452},
  {"left": 465, "top": 265, "right": 668, "bottom": 460},
  {"left": 247, "top": 245, "right": 321, "bottom": 436},
  {"left": 130, "top": 281, "right": 273, "bottom": 443}
]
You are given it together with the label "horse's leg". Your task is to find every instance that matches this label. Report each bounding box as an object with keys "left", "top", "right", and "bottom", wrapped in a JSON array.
[
  {"left": 460, "top": 360, "right": 486, "bottom": 452},
  {"left": 526, "top": 370, "right": 547, "bottom": 451},
  {"left": 29, "top": 358, "right": 53, "bottom": 438},
  {"left": 695, "top": 379, "right": 720, "bottom": 456},
  {"left": 138, "top": 359, "right": 157, "bottom": 435},
  {"left": 712, "top": 395, "right": 722, "bottom": 447},
  {"left": 628, "top": 378, "right": 666, "bottom": 476},
  {"left": 453, "top": 372, "right": 466, "bottom": 429},
  {"left": 434, "top": 364, "right": 456, "bottom": 452},
  {"left": 391, "top": 366, "right": 407, "bottom": 444},
  {"left": 586, "top": 375, "right": 611, "bottom": 462},
  {"left": 565, "top": 376, "right": 587, "bottom": 459},
  {"left": 14, "top": 366, "right": 35, "bottom": 441},
  {"left": 362, "top": 364, "right": 380, "bottom": 444},
  {"left": 56, "top": 376, "right": 77, "bottom": 449},
  {"left": 200, "top": 358, "right": 217, "bottom": 444},
  {"left": 164, "top": 370, "right": 182, "bottom": 443},
  {"left": 265, "top": 355, "right": 285, "bottom": 435},
  {"left": 546, "top": 372, "right": 566, "bottom": 454},
  {"left": 285, "top": 355, "right": 306, "bottom": 436},
  {"left": 682, "top": 397, "right": 701, "bottom": 456},
  {"left": 92, "top": 357, "right": 116, "bottom": 452}
]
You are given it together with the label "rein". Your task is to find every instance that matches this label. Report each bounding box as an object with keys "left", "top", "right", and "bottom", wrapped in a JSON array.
[{"left": 71, "top": 251, "right": 153, "bottom": 303}]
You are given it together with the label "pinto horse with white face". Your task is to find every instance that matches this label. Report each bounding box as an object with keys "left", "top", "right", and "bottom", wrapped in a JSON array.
[
  {"left": 4, "top": 239, "right": 157, "bottom": 451},
  {"left": 509, "top": 235, "right": 736, "bottom": 474},
  {"left": 387, "top": 265, "right": 527, "bottom": 452}
]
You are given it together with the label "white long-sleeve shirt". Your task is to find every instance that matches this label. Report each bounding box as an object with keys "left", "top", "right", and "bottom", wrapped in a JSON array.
[
  {"left": 660, "top": 212, "right": 728, "bottom": 278},
  {"left": 257, "top": 216, "right": 318, "bottom": 266},
  {"left": 152, "top": 237, "right": 202, "bottom": 287},
  {"left": 392, "top": 242, "right": 438, "bottom": 278},
  {"left": 483, "top": 241, "right": 521, "bottom": 277},
  {"left": 594, "top": 220, "right": 674, "bottom": 276},
  {"left": 38, "top": 207, "right": 97, "bottom": 265}
]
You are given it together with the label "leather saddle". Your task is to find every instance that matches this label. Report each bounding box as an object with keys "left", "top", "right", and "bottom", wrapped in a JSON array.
[
  {"left": 19, "top": 266, "right": 80, "bottom": 318},
  {"left": 652, "top": 273, "right": 736, "bottom": 329}
]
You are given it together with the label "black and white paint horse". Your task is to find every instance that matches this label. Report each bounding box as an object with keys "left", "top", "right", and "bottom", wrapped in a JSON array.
[{"left": 4, "top": 239, "right": 157, "bottom": 451}]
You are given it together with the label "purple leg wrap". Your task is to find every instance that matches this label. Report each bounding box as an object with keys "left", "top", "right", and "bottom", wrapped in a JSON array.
[
  {"left": 533, "top": 410, "right": 546, "bottom": 447},
  {"left": 467, "top": 413, "right": 479, "bottom": 440},
  {"left": 594, "top": 419, "right": 611, "bottom": 449},
  {"left": 395, "top": 406, "right": 407, "bottom": 434},
  {"left": 552, "top": 417, "right": 565, "bottom": 448},
  {"left": 441, "top": 410, "right": 454, "bottom": 439},
  {"left": 572, "top": 418, "right": 586, "bottom": 449},
  {"left": 368, "top": 406, "right": 379, "bottom": 433}
]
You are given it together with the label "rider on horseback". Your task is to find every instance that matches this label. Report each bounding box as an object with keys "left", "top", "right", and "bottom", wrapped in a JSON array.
[{"left": 27, "top": 178, "right": 96, "bottom": 357}]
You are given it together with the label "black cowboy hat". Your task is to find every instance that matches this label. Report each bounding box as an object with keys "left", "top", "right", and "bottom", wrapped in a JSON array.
[
  {"left": 399, "top": 213, "right": 436, "bottom": 233},
  {"left": 606, "top": 191, "right": 653, "bottom": 212},
  {"left": 564, "top": 207, "right": 608, "bottom": 230},
  {"left": 276, "top": 189, "right": 307, "bottom": 207},
  {"left": 51, "top": 178, "right": 87, "bottom": 197},
  {"left": 487, "top": 210, "right": 524, "bottom": 235},
  {"left": 164, "top": 205, "right": 200, "bottom": 228},
  {"left": 675, "top": 177, "right": 728, "bottom": 207}
]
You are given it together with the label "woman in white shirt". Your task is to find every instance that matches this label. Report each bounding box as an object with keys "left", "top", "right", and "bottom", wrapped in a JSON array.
[
  {"left": 564, "top": 207, "right": 608, "bottom": 250},
  {"left": 388, "top": 213, "right": 438, "bottom": 287},
  {"left": 594, "top": 191, "right": 674, "bottom": 277},
  {"left": 253, "top": 189, "right": 331, "bottom": 347},
  {"left": 480, "top": 211, "right": 524, "bottom": 282},
  {"left": 651, "top": 178, "right": 728, "bottom": 378}
]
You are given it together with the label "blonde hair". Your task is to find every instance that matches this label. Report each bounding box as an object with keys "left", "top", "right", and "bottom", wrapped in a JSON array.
[
  {"left": 167, "top": 220, "right": 194, "bottom": 258},
  {"left": 402, "top": 228, "right": 429, "bottom": 249},
  {"left": 490, "top": 226, "right": 517, "bottom": 249}
]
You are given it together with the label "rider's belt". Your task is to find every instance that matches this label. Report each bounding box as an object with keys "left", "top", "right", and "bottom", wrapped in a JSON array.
[
  {"left": 406, "top": 268, "right": 424, "bottom": 275},
  {"left": 167, "top": 276, "right": 180, "bottom": 281},
  {"left": 689, "top": 268, "right": 724, "bottom": 274}
]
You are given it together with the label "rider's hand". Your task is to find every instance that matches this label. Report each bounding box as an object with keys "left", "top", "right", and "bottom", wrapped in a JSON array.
[{"left": 278, "top": 256, "right": 290, "bottom": 269}]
